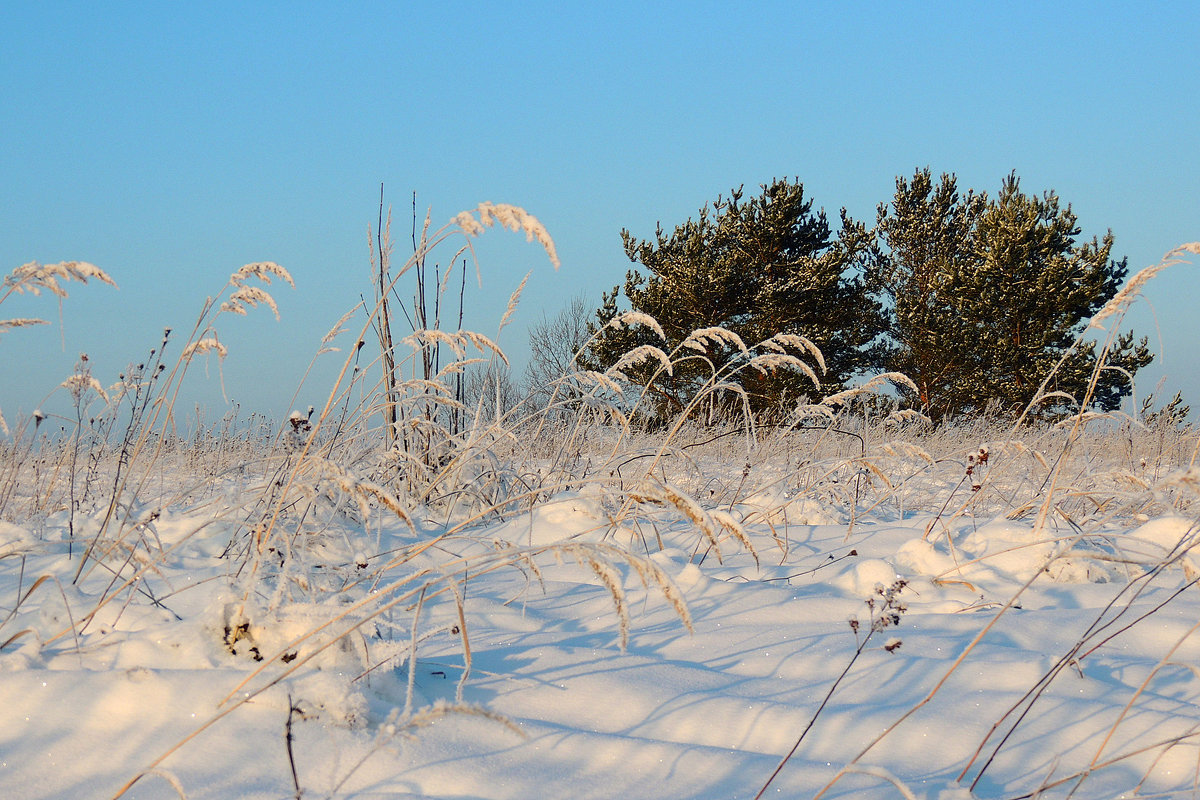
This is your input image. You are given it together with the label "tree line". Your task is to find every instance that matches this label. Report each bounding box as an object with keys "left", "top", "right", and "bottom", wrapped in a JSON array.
[{"left": 582, "top": 169, "right": 1154, "bottom": 423}]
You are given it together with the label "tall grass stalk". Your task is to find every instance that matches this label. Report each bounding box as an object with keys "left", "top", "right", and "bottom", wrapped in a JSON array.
[
  {"left": 809, "top": 242, "right": 1200, "bottom": 800},
  {"left": 3, "top": 240, "right": 1199, "bottom": 800}
]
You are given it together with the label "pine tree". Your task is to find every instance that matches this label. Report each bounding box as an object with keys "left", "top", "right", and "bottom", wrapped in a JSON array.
[
  {"left": 588, "top": 178, "right": 885, "bottom": 419},
  {"left": 871, "top": 169, "right": 1153, "bottom": 420},
  {"left": 868, "top": 169, "right": 985, "bottom": 416}
]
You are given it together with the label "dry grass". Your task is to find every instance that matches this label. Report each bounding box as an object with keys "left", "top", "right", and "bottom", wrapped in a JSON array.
[{"left": 0, "top": 236, "right": 1198, "bottom": 799}]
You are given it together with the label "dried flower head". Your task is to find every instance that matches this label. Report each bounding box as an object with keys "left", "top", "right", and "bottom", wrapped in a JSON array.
[
  {"left": 2, "top": 260, "right": 117, "bottom": 299},
  {"left": 824, "top": 372, "right": 919, "bottom": 407},
  {"left": 747, "top": 353, "right": 820, "bottom": 387},
  {"left": 606, "top": 311, "right": 666, "bottom": 340},
  {"left": 1091, "top": 243, "right": 1199, "bottom": 329},
  {"left": 454, "top": 202, "right": 560, "bottom": 269},
  {"left": 220, "top": 285, "right": 281, "bottom": 320},
  {"left": 61, "top": 373, "right": 108, "bottom": 403},
  {"left": 229, "top": 261, "right": 294, "bottom": 289},
  {"left": 182, "top": 337, "right": 229, "bottom": 359},
  {"left": 681, "top": 326, "right": 749, "bottom": 355},
  {"left": 0, "top": 318, "right": 51, "bottom": 336},
  {"left": 610, "top": 345, "right": 673, "bottom": 377},
  {"left": 767, "top": 333, "right": 827, "bottom": 374}
]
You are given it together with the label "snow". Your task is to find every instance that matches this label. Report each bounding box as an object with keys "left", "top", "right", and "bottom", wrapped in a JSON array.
[{"left": 3, "top": 444, "right": 1200, "bottom": 799}]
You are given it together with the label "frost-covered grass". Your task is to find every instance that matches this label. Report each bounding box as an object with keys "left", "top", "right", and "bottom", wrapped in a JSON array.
[
  {"left": 4, "top": 230, "right": 1200, "bottom": 800},
  {"left": 4, "top": 411, "right": 1200, "bottom": 800}
]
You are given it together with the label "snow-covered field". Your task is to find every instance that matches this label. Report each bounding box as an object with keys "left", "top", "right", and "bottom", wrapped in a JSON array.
[{"left": 3, "top": 418, "right": 1200, "bottom": 800}]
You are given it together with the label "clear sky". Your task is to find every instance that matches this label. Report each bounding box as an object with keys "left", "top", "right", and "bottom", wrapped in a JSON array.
[{"left": 3, "top": 2, "right": 1198, "bottom": 425}]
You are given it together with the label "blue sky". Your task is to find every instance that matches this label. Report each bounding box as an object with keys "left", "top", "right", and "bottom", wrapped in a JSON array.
[{"left": 3, "top": 2, "right": 1198, "bottom": 424}]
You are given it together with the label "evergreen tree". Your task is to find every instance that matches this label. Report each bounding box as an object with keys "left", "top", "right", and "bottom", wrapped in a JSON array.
[
  {"left": 871, "top": 169, "right": 1152, "bottom": 420},
  {"left": 588, "top": 178, "right": 885, "bottom": 418},
  {"left": 868, "top": 169, "right": 986, "bottom": 416}
]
